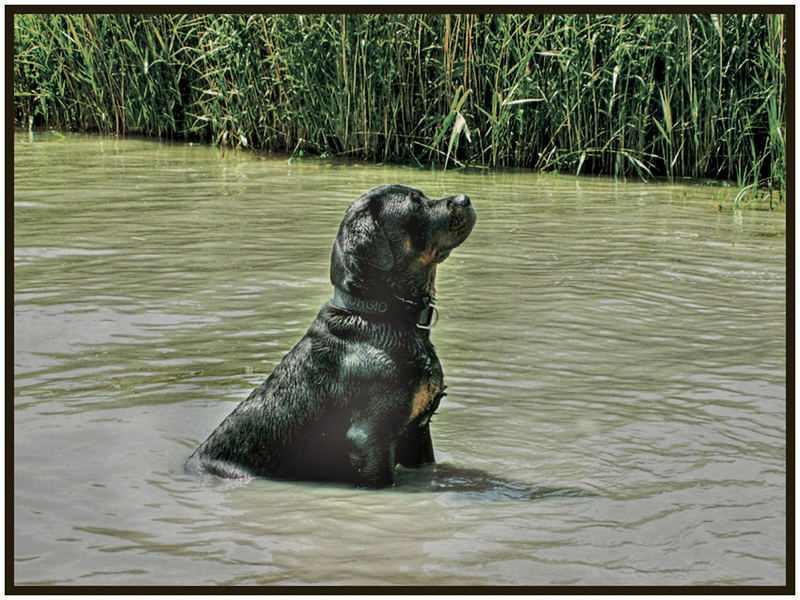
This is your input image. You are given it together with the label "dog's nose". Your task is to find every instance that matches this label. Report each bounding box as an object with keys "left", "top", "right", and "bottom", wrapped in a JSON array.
[{"left": 449, "top": 194, "right": 471, "bottom": 208}]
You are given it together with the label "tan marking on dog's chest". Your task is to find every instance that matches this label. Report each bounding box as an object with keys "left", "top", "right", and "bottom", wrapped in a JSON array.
[{"left": 410, "top": 381, "right": 442, "bottom": 420}]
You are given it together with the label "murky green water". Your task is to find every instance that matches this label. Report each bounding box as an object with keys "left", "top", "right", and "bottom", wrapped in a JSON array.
[{"left": 13, "top": 133, "right": 786, "bottom": 586}]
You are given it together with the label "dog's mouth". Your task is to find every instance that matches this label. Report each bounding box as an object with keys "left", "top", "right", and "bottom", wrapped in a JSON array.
[{"left": 433, "top": 204, "right": 476, "bottom": 262}]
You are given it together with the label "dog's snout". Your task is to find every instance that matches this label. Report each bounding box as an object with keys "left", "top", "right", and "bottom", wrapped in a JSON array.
[{"left": 448, "top": 194, "right": 471, "bottom": 208}]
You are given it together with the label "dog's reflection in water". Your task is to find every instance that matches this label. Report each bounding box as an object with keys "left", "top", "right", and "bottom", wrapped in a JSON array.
[{"left": 394, "top": 463, "right": 593, "bottom": 500}]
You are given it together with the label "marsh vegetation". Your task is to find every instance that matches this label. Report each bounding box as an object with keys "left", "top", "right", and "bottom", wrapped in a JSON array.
[{"left": 14, "top": 13, "right": 787, "bottom": 195}]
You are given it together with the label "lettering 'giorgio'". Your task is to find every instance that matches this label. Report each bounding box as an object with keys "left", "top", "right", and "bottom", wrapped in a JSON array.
[{"left": 341, "top": 290, "right": 388, "bottom": 313}]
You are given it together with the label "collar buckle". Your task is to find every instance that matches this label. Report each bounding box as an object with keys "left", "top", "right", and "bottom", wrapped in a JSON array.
[{"left": 416, "top": 303, "right": 439, "bottom": 330}]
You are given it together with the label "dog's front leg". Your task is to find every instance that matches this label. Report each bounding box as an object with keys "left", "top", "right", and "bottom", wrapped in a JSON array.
[
  {"left": 346, "top": 420, "right": 396, "bottom": 488},
  {"left": 395, "top": 421, "right": 435, "bottom": 468}
]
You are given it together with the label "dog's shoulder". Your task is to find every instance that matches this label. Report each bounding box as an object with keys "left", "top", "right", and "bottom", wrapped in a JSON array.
[
  {"left": 308, "top": 304, "right": 436, "bottom": 387},
  {"left": 314, "top": 305, "right": 402, "bottom": 371}
]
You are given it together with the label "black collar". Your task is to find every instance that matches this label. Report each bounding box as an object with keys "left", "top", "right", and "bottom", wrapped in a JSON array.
[{"left": 331, "top": 287, "right": 438, "bottom": 329}]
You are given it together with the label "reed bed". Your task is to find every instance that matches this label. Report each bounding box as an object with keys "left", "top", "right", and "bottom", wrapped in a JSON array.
[{"left": 13, "top": 13, "right": 787, "bottom": 193}]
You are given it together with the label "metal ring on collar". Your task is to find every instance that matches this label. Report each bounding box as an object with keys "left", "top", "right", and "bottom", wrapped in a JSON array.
[{"left": 416, "top": 304, "right": 439, "bottom": 330}]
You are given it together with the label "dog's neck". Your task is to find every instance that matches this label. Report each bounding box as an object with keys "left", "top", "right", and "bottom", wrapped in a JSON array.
[{"left": 331, "top": 286, "right": 438, "bottom": 329}]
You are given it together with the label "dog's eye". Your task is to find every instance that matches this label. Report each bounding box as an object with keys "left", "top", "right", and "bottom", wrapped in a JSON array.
[{"left": 409, "top": 194, "right": 422, "bottom": 211}]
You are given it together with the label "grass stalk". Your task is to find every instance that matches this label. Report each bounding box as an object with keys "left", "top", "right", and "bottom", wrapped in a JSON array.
[{"left": 13, "top": 12, "right": 787, "bottom": 195}]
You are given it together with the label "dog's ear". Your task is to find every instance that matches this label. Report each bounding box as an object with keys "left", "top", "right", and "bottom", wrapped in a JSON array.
[
  {"left": 333, "top": 192, "right": 393, "bottom": 262},
  {"left": 340, "top": 201, "right": 394, "bottom": 270},
  {"left": 330, "top": 194, "right": 395, "bottom": 292}
]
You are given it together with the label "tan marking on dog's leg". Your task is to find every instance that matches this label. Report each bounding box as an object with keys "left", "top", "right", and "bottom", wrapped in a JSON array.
[{"left": 410, "top": 382, "right": 441, "bottom": 420}]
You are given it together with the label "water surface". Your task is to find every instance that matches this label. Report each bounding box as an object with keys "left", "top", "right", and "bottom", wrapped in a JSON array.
[{"left": 13, "top": 133, "right": 786, "bottom": 586}]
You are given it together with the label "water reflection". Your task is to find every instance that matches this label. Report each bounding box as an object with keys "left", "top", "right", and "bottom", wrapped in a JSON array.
[{"left": 396, "top": 463, "right": 594, "bottom": 500}]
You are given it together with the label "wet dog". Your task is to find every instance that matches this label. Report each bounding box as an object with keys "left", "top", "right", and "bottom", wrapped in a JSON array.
[{"left": 185, "top": 184, "right": 476, "bottom": 487}]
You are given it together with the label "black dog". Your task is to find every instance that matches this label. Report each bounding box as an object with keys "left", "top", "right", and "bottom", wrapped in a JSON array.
[{"left": 185, "top": 184, "right": 476, "bottom": 487}]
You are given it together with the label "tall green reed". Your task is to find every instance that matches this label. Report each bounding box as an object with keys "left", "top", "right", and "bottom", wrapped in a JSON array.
[{"left": 13, "top": 12, "right": 787, "bottom": 194}]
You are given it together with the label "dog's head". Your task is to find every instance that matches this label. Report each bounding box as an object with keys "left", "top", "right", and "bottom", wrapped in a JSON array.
[{"left": 330, "top": 184, "right": 476, "bottom": 306}]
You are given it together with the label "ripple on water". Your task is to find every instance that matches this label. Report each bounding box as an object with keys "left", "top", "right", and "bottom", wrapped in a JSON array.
[{"left": 13, "top": 134, "right": 786, "bottom": 586}]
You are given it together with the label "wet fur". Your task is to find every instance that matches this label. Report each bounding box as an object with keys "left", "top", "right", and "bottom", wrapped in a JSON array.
[{"left": 186, "top": 184, "right": 475, "bottom": 488}]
